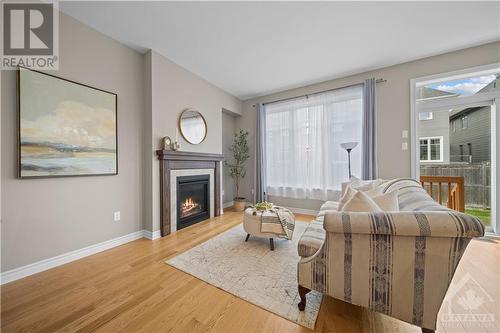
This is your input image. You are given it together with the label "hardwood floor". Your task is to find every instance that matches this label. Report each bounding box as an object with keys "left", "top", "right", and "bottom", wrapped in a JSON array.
[{"left": 1, "top": 210, "right": 498, "bottom": 333}]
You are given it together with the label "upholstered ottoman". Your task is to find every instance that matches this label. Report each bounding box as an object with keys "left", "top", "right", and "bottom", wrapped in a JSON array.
[{"left": 243, "top": 207, "right": 295, "bottom": 250}]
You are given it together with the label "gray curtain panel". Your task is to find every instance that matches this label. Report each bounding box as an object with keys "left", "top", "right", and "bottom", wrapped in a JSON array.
[
  {"left": 255, "top": 103, "right": 267, "bottom": 202},
  {"left": 362, "top": 78, "right": 377, "bottom": 180}
]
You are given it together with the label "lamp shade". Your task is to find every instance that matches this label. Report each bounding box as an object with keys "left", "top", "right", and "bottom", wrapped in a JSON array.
[{"left": 340, "top": 142, "right": 358, "bottom": 150}]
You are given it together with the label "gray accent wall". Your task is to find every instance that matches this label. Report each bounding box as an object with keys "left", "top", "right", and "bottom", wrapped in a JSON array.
[
  {"left": 237, "top": 41, "right": 500, "bottom": 210},
  {"left": 143, "top": 50, "right": 241, "bottom": 233},
  {"left": 1, "top": 14, "right": 145, "bottom": 272}
]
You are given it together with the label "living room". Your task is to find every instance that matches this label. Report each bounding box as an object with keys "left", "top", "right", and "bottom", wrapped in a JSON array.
[{"left": 1, "top": 2, "right": 499, "bottom": 333}]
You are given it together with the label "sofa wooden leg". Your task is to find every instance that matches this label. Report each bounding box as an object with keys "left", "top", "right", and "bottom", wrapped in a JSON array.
[
  {"left": 421, "top": 328, "right": 434, "bottom": 333},
  {"left": 298, "top": 285, "right": 310, "bottom": 311},
  {"left": 270, "top": 238, "right": 274, "bottom": 250},
  {"left": 245, "top": 234, "right": 250, "bottom": 242}
]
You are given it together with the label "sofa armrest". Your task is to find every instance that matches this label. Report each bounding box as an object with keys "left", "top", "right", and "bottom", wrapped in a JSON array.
[{"left": 323, "top": 211, "right": 484, "bottom": 238}]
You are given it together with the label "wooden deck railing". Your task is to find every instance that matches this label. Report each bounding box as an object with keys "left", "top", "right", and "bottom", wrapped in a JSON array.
[{"left": 420, "top": 176, "right": 465, "bottom": 212}]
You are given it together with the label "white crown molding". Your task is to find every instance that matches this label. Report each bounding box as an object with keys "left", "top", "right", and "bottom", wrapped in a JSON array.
[{"left": 0, "top": 230, "right": 154, "bottom": 285}]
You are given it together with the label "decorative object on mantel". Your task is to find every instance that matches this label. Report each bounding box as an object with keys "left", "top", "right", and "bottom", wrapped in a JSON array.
[
  {"left": 179, "top": 108, "right": 207, "bottom": 145},
  {"left": 162, "top": 136, "right": 171, "bottom": 150},
  {"left": 224, "top": 129, "right": 250, "bottom": 211},
  {"left": 161, "top": 136, "right": 180, "bottom": 151},
  {"left": 18, "top": 67, "right": 117, "bottom": 178},
  {"left": 156, "top": 150, "right": 223, "bottom": 237},
  {"left": 340, "top": 141, "right": 358, "bottom": 179},
  {"left": 166, "top": 222, "right": 321, "bottom": 329}
]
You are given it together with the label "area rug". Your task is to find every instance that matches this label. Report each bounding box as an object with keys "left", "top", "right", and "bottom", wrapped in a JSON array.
[{"left": 166, "top": 221, "right": 322, "bottom": 329}]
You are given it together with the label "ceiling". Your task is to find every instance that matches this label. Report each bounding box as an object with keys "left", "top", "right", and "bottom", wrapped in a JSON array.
[{"left": 60, "top": 1, "right": 500, "bottom": 100}]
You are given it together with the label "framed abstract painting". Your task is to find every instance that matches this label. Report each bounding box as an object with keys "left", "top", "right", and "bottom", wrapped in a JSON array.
[{"left": 17, "top": 67, "right": 118, "bottom": 178}]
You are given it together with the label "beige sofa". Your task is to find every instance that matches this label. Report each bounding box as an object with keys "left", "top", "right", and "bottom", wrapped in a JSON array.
[{"left": 297, "top": 178, "right": 485, "bottom": 333}]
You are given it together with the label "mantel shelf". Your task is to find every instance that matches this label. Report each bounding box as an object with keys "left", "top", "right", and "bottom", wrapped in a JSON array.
[{"left": 156, "top": 150, "right": 224, "bottom": 161}]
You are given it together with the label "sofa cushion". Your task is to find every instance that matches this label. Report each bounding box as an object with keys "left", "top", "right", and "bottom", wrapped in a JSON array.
[
  {"left": 319, "top": 201, "right": 339, "bottom": 211},
  {"left": 372, "top": 190, "right": 399, "bottom": 211},
  {"left": 342, "top": 190, "right": 384, "bottom": 212},
  {"left": 298, "top": 220, "right": 326, "bottom": 257}
]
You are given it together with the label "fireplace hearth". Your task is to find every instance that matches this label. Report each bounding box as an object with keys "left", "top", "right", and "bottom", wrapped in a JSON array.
[{"left": 177, "top": 174, "right": 210, "bottom": 230}]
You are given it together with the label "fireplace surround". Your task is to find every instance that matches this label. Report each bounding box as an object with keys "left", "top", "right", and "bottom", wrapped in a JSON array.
[{"left": 156, "top": 150, "right": 223, "bottom": 236}]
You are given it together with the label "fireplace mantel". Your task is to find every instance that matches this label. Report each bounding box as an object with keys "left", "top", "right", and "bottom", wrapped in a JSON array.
[{"left": 156, "top": 150, "right": 224, "bottom": 236}]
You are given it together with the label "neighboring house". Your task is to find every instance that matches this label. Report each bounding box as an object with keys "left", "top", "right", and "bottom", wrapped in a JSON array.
[
  {"left": 417, "top": 87, "right": 456, "bottom": 164},
  {"left": 448, "top": 76, "right": 498, "bottom": 163},
  {"left": 449, "top": 106, "right": 491, "bottom": 163}
]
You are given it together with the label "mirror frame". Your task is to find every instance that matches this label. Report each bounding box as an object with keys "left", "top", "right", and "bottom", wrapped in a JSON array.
[{"left": 178, "top": 108, "right": 208, "bottom": 145}]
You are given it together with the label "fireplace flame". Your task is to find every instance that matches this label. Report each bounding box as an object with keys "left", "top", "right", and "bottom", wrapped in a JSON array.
[{"left": 181, "top": 197, "right": 200, "bottom": 217}]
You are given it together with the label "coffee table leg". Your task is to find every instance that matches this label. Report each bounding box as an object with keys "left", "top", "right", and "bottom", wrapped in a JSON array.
[
  {"left": 270, "top": 238, "right": 274, "bottom": 251},
  {"left": 245, "top": 234, "right": 250, "bottom": 242}
]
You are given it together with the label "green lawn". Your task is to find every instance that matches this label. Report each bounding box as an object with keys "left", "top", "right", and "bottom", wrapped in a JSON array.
[{"left": 466, "top": 208, "right": 491, "bottom": 226}]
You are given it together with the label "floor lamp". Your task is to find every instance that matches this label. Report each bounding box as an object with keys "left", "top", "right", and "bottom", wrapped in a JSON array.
[{"left": 340, "top": 142, "right": 358, "bottom": 179}]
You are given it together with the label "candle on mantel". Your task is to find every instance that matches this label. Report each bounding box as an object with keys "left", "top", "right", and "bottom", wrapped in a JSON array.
[{"left": 175, "top": 126, "right": 179, "bottom": 142}]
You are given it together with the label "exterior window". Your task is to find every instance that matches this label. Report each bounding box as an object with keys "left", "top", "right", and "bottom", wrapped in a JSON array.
[
  {"left": 461, "top": 116, "right": 468, "bottom": 129},
  {"left": 420, "top": 136, "right": 443, "bottom": 162},
  {"left": 265, "top": 85, "right": 363, "bottom": 199},
  {"left": 419, "top": 111, "right": 433, "bottom": 120}
]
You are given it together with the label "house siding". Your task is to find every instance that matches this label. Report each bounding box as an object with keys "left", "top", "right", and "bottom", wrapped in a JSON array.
[
  {"left": 418, "top": 110, "right": 450, "bottom": 163},
  {"left": 449, "top": 106, "right": 491, "bottom": 163}
]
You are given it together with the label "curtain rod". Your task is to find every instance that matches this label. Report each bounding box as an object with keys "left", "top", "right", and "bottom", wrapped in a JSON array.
[{"left": 252, "top": 78, "right": 386, "bottom": 107}]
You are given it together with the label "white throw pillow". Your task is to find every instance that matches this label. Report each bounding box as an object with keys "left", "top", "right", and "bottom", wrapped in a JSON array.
[
  {"left": 341, "top": 190, "right": 383, "bottom": 212},
  {"left": 371, "top": 190, "right": 399, "bottom": 211},
  {"left": 337, "top": 185, "right": 357, "bottom": 211},
  {"left": 349, "top": 177, "right": 386, "bottom": 192}
]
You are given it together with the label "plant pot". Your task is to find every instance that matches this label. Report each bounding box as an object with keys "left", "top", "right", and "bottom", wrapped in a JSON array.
[{"left": 233, "top": 198, "right": 246, "bottom": 211}]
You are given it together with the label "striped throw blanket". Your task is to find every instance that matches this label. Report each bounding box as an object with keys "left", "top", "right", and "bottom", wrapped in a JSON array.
[{"left": 255, "top": 206, "right": 295, "bottom": 240}]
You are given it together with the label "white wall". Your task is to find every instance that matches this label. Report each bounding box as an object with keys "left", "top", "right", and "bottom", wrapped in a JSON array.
[
  {"left": 143, "top": 50, "right": 241, "bottom": 232},
  {"left": 238, "top": 41, "right": 500, "bottom": 210}
]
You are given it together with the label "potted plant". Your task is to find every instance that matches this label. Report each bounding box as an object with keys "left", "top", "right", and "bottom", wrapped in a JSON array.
[{"left": 225, "top": 129, "right": 250, "bottom": 211}]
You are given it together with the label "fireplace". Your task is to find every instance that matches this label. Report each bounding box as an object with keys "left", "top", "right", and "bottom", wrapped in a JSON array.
[{"left": 177, "top": 174, "right": 210, "bottom": 230}]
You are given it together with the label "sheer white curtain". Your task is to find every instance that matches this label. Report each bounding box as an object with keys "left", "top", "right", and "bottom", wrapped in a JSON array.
[{"left": 265, "top": 85, "right": 363, "bottom": 201}]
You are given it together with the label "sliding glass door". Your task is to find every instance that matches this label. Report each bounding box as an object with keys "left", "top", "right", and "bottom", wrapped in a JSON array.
[{"left": 411, "top": 64, "right": 500, "bottom": 234}]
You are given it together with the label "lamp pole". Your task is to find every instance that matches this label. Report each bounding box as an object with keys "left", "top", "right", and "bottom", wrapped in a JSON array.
[
  {"left": 347, "top": 148, "right": 352, "bottom": 179},
  {"left": 340, "top": 142, "right": 358, "bottom": 180}
]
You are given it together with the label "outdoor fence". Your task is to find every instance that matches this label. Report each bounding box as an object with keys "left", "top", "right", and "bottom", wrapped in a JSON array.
[{"left": 420, "top": 163, "right": 490, "bottom": 209}]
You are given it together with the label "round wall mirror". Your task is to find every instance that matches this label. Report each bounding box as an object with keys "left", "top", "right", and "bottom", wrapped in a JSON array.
[{"left": 179, "top": 109, "right": 207, "bottom": 145}]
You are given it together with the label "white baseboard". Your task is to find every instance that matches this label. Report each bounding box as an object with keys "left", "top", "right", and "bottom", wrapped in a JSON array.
[
  {"left": 223, "top": 201, "right": 234, "bottom": 208},
  {"left": 0, "top": 229, "right": 149, "bottom": 285},
  {"left": 143, "top": 229, "right": 162, "bottom": 240}
]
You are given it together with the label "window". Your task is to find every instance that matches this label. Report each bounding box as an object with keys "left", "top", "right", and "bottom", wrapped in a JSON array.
[
  {"left": 265, "top": 85, "right": 363, "bottom": 201},
  {"left": 461, "top": 115, "right": 468, "bottom": 129},
  {"left": 416, "top": 72, "right": 499, "bottom": 101},
  {"left": 419, "top": 136, "right": 443, "bottom": 162},
  {"left": 419, "top": 111, "right": 433, "bottom": 120},
  {"left": 451, "top": 119, "right": 456, "bottom": 132}
]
